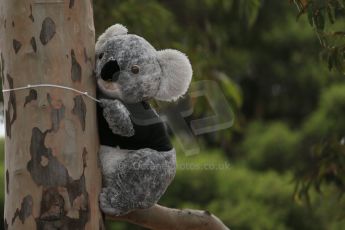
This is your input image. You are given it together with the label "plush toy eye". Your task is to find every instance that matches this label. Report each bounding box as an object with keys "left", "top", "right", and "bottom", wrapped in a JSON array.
[
  {"left": 98, "top": 53, "right": 104, "bottom": 60},
  {"left": 131, "top": 65, "right": 140, "bottom": 74}
]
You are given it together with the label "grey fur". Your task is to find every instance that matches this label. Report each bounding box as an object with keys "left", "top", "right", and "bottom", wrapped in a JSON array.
[
  {"left": 99, "top": 99, "right": 134, "bottom": 137},
  {"left": 96, "top": 24, "right": 192, "bottom": 216},
  {"left": 96, "top": 35, "right": 161, "bottom": 103},
  {"left": 99, "top": 146, "right": 176, "bottom": 216}
]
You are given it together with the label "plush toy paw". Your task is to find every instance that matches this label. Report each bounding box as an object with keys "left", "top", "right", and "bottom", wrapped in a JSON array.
[
  {"left": 99, "top": 187, "right": 125, "bottom": 216},
  {"left": 99, "top": 99, "right": 134, "bottom": 137}
]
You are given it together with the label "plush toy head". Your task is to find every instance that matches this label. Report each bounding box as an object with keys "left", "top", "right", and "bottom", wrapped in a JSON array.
[{"left": 95, "top": 24, "right": 193, "bottom": 103}]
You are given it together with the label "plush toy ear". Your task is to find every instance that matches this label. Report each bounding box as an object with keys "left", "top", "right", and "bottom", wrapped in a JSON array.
[
  {"left": 95, "top": 24, "right": 128, "bottom": 52},
  {"left": 155, "top": 49, "right": 193, "bottom": 101}
]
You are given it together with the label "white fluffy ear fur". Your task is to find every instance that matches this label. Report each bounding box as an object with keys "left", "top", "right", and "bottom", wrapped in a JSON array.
[
  {"left": 96, "top": 24, "right": 128, "bottom": 52},
  {"left": 155, "top": 49, "right": 193, "bottom": 101}
]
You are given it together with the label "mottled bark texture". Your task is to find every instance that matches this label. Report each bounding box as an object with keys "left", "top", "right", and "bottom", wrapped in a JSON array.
[{"left": 0, "top": 1, "right": 104, "bottom": 229}]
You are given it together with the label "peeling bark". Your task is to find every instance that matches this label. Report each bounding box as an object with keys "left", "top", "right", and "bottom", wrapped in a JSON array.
[
  {"left": 71, "top": 49, "right": 82, "bottom": 82},
  {"left": 72, "top": 95, "right": 86, "bottom": 131},
  {"left": 47, "top": 94, "right": 65, "bottom": 132},
  {"left": 29, "top": 5, "right": 34, "bottom": 22},
  {"left": 82, "top": 148, "right": 88, "bottom": 168},
  {"left": 27, "top": 127, "right": 69, "bottom": 187},
  {"left": 12, "top": 39, "right": 22, "bottom": 54},
  {"left": 39, "top": 187, "right": 65, "bottom": 221},
  {"left": 39, "top": 17, "right": 56, "bottom": 45},
  {"left": 1, "top": 52, "right": 4, "bottom": 83},
  {"left": 5, "top": 74, "right": 16, "bottom": 138},
  {"left": 11, "top": 195, "right": 33, "bottom": 224},
  {"left": 30, "top": 37, "right": 37, "bottom": 53},
  {"left": 24, "top": 89, "right": 37, "bottom": 107},
  {"left": 1, "top": 1, "right": 102, "bottom": 229},
  {"left": 69, "top": 0, "right": 75, "bottom": 9},
  {"left": 36, "top": 187, "right": 89, "bottom": 230}
]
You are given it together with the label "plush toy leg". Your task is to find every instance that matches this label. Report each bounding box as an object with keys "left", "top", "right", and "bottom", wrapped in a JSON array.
[{"left": 99, "top": 145, "right": 176, "bottom": 216}]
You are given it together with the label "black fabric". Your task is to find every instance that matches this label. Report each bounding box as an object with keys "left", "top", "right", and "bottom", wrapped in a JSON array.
[{"left": 97, "top": 99, "right": 173, "bottom": 152}]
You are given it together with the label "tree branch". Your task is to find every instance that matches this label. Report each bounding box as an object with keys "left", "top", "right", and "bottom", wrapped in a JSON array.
[{"left": 108, "top": 204, "right": 230, "bottom": 230}]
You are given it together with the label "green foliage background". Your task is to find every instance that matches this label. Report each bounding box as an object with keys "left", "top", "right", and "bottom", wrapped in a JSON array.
[{"left": 2, "top": 0, "right": 345, "bottom": 229}]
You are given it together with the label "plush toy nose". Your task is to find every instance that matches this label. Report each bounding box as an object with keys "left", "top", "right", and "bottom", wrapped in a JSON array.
[{"left": 101, "top": 60, "right": 121, "bottom": 82}]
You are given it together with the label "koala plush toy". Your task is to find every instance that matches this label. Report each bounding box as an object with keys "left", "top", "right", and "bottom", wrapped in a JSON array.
[{"left": 95, "top": 24, "right": 193, "bottom": 216}]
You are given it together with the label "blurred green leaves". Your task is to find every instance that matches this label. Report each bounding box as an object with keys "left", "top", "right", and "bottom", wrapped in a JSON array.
[
  {"left": 293, "top": 0, "right": 345, "bottom": 73},
  {"left": 241, "top": 122, "right": 299, "bottom": 173},
  {"left": 239, "top": 0, "right": 262, "bottom": 27},
  {"left": 160, "top": 148, "right": 344, "bottom": 230},
  {"left": 295, "top": 84, "right": 345, "bottom": 202},
  {"left": 94, "top": 0, "right": 178, "bottom": 48}
]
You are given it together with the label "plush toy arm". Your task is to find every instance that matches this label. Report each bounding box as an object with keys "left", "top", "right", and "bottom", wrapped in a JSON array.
[{"left": 99, "top": 99, "right": 134, "bottom": 137}]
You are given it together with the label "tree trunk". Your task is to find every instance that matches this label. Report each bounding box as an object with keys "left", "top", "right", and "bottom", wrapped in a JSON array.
[{"left": 0, "top": 1, "right": 104, "bottom": 229}]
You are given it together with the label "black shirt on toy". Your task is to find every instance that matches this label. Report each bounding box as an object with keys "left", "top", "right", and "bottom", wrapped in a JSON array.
[{"left": 97, "top": 100, "right": 173, "bottom": 152}]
